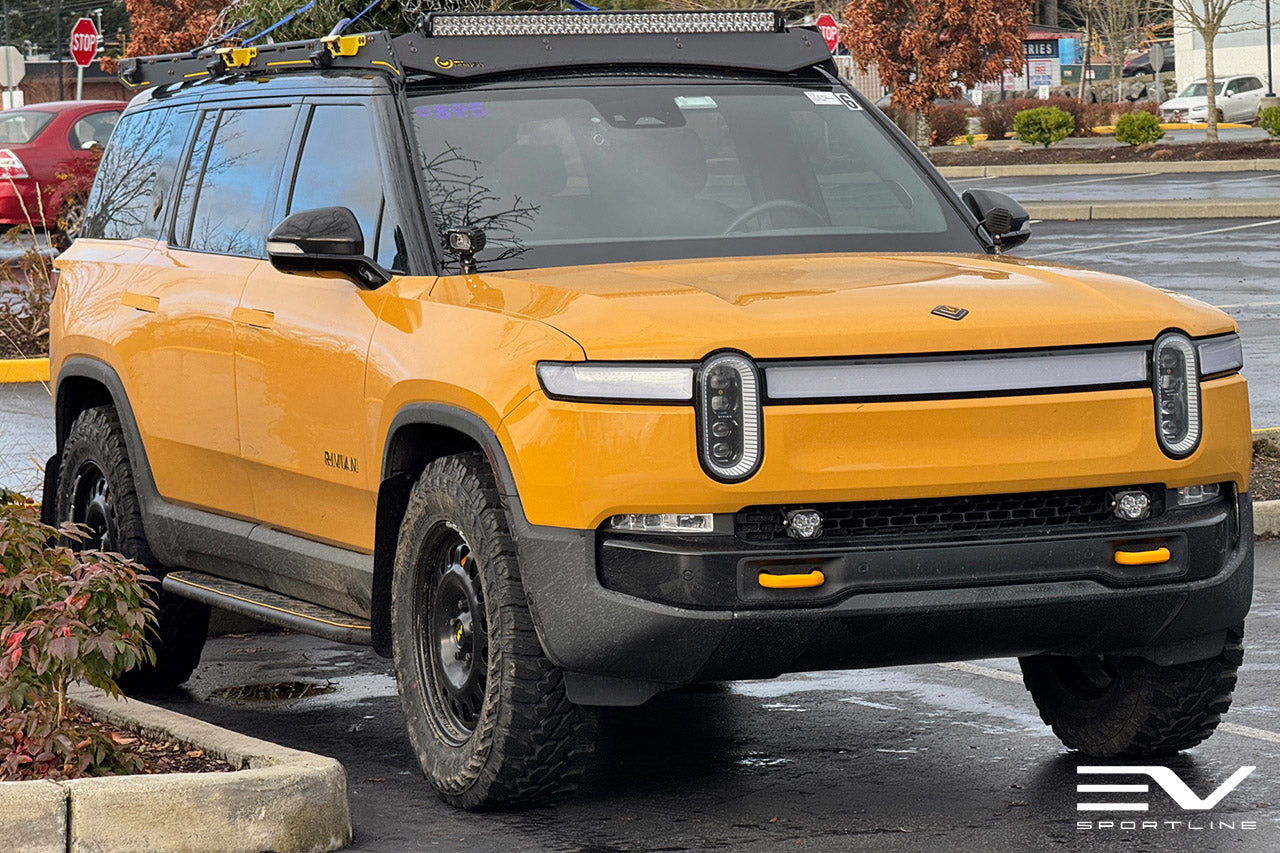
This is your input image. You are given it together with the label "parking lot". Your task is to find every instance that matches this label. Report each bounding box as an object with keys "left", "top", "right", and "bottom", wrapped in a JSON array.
[{"left": 2, "top": 198, "right": 1278, "bottom": 849}]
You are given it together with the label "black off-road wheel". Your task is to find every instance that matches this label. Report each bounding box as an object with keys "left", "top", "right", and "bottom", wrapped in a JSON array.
[
  {"left": 1019, "top": 628, "right": 1243, "bottom": 757},
  {"left": 391, "top": 452, "right": 595, "bottom": 809},
  {"left": 56, "top": 406, "right": 210, "bottom": 692}
]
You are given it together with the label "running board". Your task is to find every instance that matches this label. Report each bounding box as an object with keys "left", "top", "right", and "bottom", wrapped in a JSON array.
[{"left": 163, "top": 571, "right": 372, "bottom": 645}]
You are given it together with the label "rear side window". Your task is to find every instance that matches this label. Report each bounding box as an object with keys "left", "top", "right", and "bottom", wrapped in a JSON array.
[
  {"left": 174, "top": 106, "right": 296, "bottom": 258},
  {"left": 82, "top": 108, "right": 191, "bottom": 241},
  {"left": 0, "top": 110, "right": 53, "bottom": 144},
  {"left": 69, "top": 111, "right": 121, "bottom": 150}
]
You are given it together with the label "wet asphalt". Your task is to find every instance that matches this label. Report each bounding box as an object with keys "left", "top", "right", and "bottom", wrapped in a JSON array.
[{"left": 140, "top": 542, "right": 1280, "bottom": 852}]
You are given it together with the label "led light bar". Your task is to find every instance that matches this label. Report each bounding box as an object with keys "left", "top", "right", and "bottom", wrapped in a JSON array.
[
  {"left": 537, "top": 362, "right": 695, "bottom": 402},
  {"left": 427, "top": 11, "right": 785, "bottom": 38},
  {"left": 1196, "top": 334, "right": 1243, "bottom": 377}
]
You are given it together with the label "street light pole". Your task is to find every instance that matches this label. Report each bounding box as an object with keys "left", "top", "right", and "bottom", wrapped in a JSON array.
[{"left": 1267, "top": 0, "right": 1275, "bottom": 97}]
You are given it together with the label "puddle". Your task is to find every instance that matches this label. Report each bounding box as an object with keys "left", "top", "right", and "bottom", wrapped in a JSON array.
[{"left": 210, "top": 680, "right": 337, "bottom": 703}]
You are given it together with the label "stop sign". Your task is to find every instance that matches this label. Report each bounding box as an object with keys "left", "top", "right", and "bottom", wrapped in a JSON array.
[
  {"left": 816, "top": 14, "right": 840, "bottom": 53},
  {"left": 69, "top": 18, "right": 99, "bottom": 68}
]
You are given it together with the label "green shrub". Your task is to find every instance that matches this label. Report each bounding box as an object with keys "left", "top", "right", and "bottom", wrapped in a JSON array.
[
  {"left": 1261, "top": 106, "right": 1280, "bottom": 138},
  {"left": 0, "top": 491, "right": 156, "bottom": 781},
  {"left": 1114, "top": 111, "right": 1166, "bottom": 146},
  {"left": 1013, "top": 105, "right": 1075, "bottom": 148}
]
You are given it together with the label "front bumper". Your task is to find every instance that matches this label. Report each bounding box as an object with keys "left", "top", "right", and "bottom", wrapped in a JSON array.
[{"left": 511, "top": 492, "right": 1253, "bottom": 705}]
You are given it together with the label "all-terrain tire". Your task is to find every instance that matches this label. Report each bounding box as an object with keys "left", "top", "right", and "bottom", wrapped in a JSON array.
[
  {"left": 1019, "top": 627, "right": 1243, "bottom": 757},
  {"left": 56, "top": 406, "right": 210, "bottom": 692},
  {"left": 391, "top": 452, "right": 595, "bottom": 809}
]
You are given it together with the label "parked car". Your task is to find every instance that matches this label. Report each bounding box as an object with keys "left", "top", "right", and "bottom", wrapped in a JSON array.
[
  {"left": 1160, "top": 75, "right": 1268, "bottom": 123},
  {"left": 0, "top": 100, "right": 125, "bottom": 232},
  {"left": 1123, "top": 42, "right": 1175, "bottom": 77},
  {"left": 51, "top": 12, "right": 1252, "bottom": 810}
]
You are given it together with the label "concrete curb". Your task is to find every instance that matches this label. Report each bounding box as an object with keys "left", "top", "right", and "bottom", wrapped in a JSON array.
[
  {"left": 1026, "top": 199, "right": 1280, "bottom": 220},
  {"left": 0, "top": 357, "right": 49, "bottom": 384},
  {"left": 1255, "top": 500, "right": 1280, "bottom": 537},
  {"left": 937, "top": 158, "right": 1280, "bottom": 178},
  {"left": 0, "top": 685, "right": 351, "bottom": 853}
]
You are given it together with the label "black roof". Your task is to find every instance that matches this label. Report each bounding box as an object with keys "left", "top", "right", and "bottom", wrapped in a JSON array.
[{"left": 118, "top": 11, "right": 833, "bottom": 93}]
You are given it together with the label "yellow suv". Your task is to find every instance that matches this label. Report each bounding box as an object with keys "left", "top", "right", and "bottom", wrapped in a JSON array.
[{"left": 47, "top": 11, "right": 1252, "bottom": 809}]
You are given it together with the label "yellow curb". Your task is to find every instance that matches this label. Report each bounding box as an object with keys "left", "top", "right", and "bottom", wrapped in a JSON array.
[{"left": 0, "top": 357, "right": 49, "bottom": 383}]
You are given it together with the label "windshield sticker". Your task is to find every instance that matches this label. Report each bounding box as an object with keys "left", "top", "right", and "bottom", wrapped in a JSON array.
[
  {"left": 414, "top": 103, "right": 488, "bottom": 120},
  {"left": 837, "top": 93, "right": 863, "bottom": 111},
  {"left": 674, "top": 95, "right": 718, "bottom": 110},
  {"left": 804, "top": 91, "right": 843, "bottom": 106}
]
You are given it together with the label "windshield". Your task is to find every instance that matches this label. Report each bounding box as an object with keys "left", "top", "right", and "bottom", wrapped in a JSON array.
[
  {"left": 0, "top": 110, "right": 54, "bottom": 144},
  {"left": 409, "top": 80, "right": 979, "bottom": 272},
  {"left": 1179, "top": 82, "right": 1224, "bottom": 98}
]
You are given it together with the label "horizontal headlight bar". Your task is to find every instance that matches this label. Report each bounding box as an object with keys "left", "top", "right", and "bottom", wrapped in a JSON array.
[
  {"left": 537, "top": 362, "right": 694, "bottom": 402},
  {"left": 1196, "top": 334, "right": 1243, "bottom": 378},
  {"left": 428, "top": 11, "right": 785, "bottom": 37},
  {"left": 764, "top": 345, "right": 1150, "bottom": 403}
]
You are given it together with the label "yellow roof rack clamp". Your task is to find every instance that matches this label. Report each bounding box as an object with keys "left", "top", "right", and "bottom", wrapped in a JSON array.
[
  {"left": 323, "top": 34, "right": 367, "bottom": 58},
  {"left": 217, "top": 46, "right": 259, "bottom": 69},
  {"left": 758, "top": 570, "right": 826, "bottom": 589},
  {"left": 1114, "top": 547, "right": 1171, "bottom": 566}
]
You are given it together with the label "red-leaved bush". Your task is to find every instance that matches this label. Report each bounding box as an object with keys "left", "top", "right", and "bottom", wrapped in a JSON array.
[{"left": 0, "top": 491, "right": 156, "bottom": 781}]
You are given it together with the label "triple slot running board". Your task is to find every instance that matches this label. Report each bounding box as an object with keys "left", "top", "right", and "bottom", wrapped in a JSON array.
[{"left": 163, "top": 570, "right": 372, "bottom": 645}]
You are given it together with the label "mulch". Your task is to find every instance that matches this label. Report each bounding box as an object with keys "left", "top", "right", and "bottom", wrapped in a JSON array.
[
  {"left": 929, "top": 139, "right": 1280, "bottom": 167},
  {"left": 74, "top": 709, "right": 238, "bottom": 776},
  {"left": 1252, "top": 447, "right": 1280, "bottom": 503}
]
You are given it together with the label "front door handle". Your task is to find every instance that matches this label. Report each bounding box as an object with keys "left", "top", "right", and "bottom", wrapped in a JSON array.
[{"left": 232, "top": 307, "right": 275, "bottom": 330}]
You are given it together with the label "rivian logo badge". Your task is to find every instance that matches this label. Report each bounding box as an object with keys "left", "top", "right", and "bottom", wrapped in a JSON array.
[{"left": 931, "top": 305, "right": 969, "bottom": 321}]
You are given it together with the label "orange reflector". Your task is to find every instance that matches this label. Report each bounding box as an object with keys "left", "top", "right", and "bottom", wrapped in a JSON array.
[
  {"left": 1114, "top": 547, "right": 1171, "bottom": 566},
  {"left": 758, "top": 570, "right": 825, "bottom": 589}
]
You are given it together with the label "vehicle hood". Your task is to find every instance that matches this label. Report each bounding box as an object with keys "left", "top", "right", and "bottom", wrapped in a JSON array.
[
  {"left": 1161, "top": 96, "right": 1209, "bottom": 111},
  {"left": 430, "top": 253, "right": 1235, "bottom": 360}
]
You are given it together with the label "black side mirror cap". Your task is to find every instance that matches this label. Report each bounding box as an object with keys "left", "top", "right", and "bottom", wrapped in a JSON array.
[
  {"left": 961, "top": 188, "right": 1032, "bottom": 253},
  {"left": 267, "top": 206, "right": 392, "bottom": 288}
]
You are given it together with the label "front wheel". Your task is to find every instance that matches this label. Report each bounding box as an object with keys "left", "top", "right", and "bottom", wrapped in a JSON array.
[
  {"left": 391, "top": 452, "right": 594, "bottom": 809},
  {"left": 1019, "top": 628, "right": 1243, "bottom": 757}
]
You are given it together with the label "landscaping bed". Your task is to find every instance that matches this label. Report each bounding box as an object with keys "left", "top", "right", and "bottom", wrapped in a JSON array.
[
  {"left": 930, "top": 139, "right": 1280, "bottom": 167},
  {"left": 70, "top": 709, "right": 236, "bottom": 777}
]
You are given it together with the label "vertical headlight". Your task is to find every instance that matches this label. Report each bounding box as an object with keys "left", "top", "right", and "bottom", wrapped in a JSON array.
[
  {"left": 1153, "top": 332, "right": 1201, "bottom": 458},
  {"left": 698, "top": 352, "right": 762, "bottom": 482}
]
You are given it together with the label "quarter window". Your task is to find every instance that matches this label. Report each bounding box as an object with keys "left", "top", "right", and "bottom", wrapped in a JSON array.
[
  {"left": 82, "top": 107, "right": 191, "bottom": 241},
  {"left": 176, "top": 107, "right": 296, "bottom": 258}
]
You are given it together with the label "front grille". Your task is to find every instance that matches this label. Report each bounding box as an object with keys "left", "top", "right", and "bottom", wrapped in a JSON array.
[{"left": 735, "top": 486, "right": 1161, "bottom": 544}]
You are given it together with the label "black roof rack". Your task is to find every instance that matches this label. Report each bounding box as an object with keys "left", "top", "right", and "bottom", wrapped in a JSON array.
[
  {"left": 117, "top": 31, "right": 402, "bottom": 90},
  {"left": 118, "top": 11, "right": 830, "bottom": 91}
]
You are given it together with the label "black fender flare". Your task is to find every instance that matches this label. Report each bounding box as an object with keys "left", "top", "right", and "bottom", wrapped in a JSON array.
[{"left": 371, "top": 402, "right": 522, "bottom": 655}]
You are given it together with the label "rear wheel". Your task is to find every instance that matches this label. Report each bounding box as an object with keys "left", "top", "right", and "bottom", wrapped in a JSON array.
[
  {"left": 56, "top": 406, "right": 209, "bottom": 692},
  {"left": 1019, "top": 628, "right": 1242, "bottom": 757},
  {"left": 391, "top": 452, "right": 594, "bottom": 809}
]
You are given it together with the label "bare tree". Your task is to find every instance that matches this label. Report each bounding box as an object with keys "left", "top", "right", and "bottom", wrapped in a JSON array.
[{"left": 1160, "top": 0, "right": 1260, "bottom": 141}]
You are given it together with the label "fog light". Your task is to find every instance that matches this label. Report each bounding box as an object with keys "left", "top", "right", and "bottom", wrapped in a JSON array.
[
  {"left": 608, "top": 513, "right": 716, "bottom": 534},
  {"left": 1112, "top": 490, "right": 1151, "bottom": 521},
  {"left": 1176, "top": 483, "right": 1221, "bottom": 507},
  {"left": 785, "top": 509, "right": 824, "bottom": 540}
]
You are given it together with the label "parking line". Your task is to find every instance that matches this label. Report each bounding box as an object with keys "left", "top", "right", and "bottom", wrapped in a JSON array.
[
  {"left": 940, "top": 662, "right": 1280, "bottom": 746},
  {"left": 1037, "top": 219, "right": 1280, "bottom": 258}
]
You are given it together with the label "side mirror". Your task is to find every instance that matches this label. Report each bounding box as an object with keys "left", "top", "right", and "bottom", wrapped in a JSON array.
[
  {"left": 961, "top": 188, "right": 1031, "bottom": 254},
  {"left": 267, "top": 206, "right": 391, "bottom": 288}
]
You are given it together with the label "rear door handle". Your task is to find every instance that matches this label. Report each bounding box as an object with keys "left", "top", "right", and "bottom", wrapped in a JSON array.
[{"left": 232, "top": 307, "right": 275, "bottom": 330}]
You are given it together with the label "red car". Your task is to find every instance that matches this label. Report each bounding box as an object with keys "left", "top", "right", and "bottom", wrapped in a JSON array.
[{"left": 0, "top": 100, "right": 126, "bottom": 230}]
